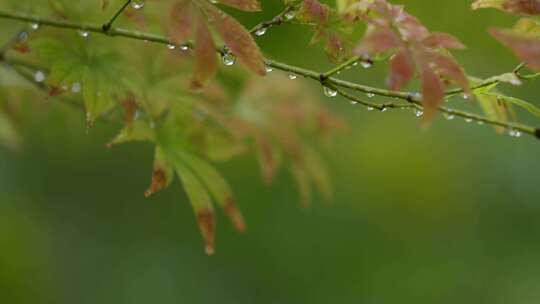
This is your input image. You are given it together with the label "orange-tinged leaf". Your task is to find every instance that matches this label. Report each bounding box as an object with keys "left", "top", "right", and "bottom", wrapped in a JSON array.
[
  {"left": 490, "top": 27, "right": 540, "bottom": 70},
  {"left": 197, "top": 210, "right": 216, "bottom": 255},
  {"left": 145, "top": 147, "right": 174, "bottom": 197},
  {"left": 423, "top": 32, "right": 466, "bottom": 50},
  {"left": 217, "top": 0, "right": 261, "bottom": 12},
  {"left": 205, "top": 5, "right": 266, "bottom": 75},
  {"left": 421, "top": 65, "right": 445, "bottom": 121},
  {"left": 169, "top": 0, "right": 194, "bottom": 44},
  {"left": 192, "top": 13, "right": 217, "bottom": 88},
  {"left": 388, "top": 50, "right": 415, "bottom": 91}
]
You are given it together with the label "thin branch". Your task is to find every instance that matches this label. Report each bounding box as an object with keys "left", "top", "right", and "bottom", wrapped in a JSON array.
[
  {"left": 0, "top": 9, "right": 538, "bottom": 139},
  {"left": 249, "top": 0, "right": 303, "bottom": 34},
  {"left": 102, "top": 0, "right": 132, "bottom": 32}
]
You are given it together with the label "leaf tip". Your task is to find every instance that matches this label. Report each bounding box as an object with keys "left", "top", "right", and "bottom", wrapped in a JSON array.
[
  {"left": 225, "top": 198, "right": 246, "bottom": 233},
  {"left": 197, "top": 210, "right": 215, "bottom": 255}
]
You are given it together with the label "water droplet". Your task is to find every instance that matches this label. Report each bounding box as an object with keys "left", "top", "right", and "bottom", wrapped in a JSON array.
[
  {"left": 508, "top": 129, "right": 522, "bottom": 138},
  {"left": 465, "top": 118, "right": 473, "bottom": 123},
  {"left": 367, "top": 106, "right": 374, "bottom": 111},
  {"left": 30, "top": 23, "right": 40, "bottom": 31},
  {"left": 179, "top": 45, "right": 189, "bottom": 51},
  {"left": 366, "top": 93, "right": 375, "bottom": 98},
  {"left": 462, "top": 93, "right": 472, "bottom": 100},
  {"left": 288, "top": 73, "right": 297, "bottom": 80},
  {"left": 284, "top": 11, "right": 296, "bottom": 20},
  {"left": 509, "top": 77, "right": 522, "bottom": 86},
  {"left": 265, "top": 65, "right": 273, "bottom": 73},
  {"left": 444, "top": 113, "right": 455, "bottom": 120},
  {"left": 255, "top": 27, "right": 267, "bottom": 36},
  {"left": 166, "top": 44, "right": 176, "bottom": 50},
  {"left": 380, "top": 106, "right": 388, "bottom": 112},
  {"left": 78, "top": 30, "right": 89, "bottom": 38},
  {"left": 349, "top": 101, "right": 358, "bottom": 105},
  {"left": 131, "top": 0, "right": 145, "bottom": 10},
  {"left": 360, "top": 61, "right": 372, "bottom": 69},
  {"left": 71, "top": 82, "right": 81, "bottom": 93},
  {"left": 415, "top": 109, "right": 424, "bottom": 117},
  {"left": 477, "top": 121, "right": 484, "bottom": 125},
  {"left": 409, "top": 92, "right": 422, "bottom": 100},
  {"left": 323, "top": 86, "right": 337, "bottom": 98},
  {"left": 34, "top": 70, "right": 45, "bottom": 83},
  {"left": 209, "top": 0, "right": 218, "bottom": 3},
  {"left": 222, "top": 53, "right": 236, "bottom": 66},
  {"left": 352, "top": 61, "right": 359, "bottom": 67}
]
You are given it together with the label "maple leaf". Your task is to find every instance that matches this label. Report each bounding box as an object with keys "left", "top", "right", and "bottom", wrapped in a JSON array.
[{"left": 352, "top": 0, "right": 470, "bottom": 120}]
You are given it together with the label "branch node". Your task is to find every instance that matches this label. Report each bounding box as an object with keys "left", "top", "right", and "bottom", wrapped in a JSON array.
[{"left": 319, "top": 74, "right": 328, "bottom": 84}]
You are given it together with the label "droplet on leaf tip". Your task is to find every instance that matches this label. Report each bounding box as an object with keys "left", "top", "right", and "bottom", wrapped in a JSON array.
[{"left": 179, "top": 45, "right": 189, "bottom": 51}]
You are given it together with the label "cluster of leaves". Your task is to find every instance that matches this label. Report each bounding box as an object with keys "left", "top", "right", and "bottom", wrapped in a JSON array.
[
  {"left": 1, "top": 0, "right": 540, "bottom": 253},
  {"left": 294, "top": 0, "right": 470, "bottom": 119},
  {"left": 0, "top": 0, "right": 342, "bottom": 254}
]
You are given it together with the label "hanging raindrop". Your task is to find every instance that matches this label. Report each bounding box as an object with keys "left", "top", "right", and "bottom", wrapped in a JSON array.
[
  {"left": 462, "top": 93, "right": 472, "bottom": 100},
  {"left": 367, "top": 106, "right": 374, "bottom": 111},
  {"left": 34, "top": 70, "right": 45, "bottom": 83},
  {"left": 78, "top": 30, "right": 89, "bottom": 38},
  {"left": 179, "top": 45, "right": 189, "bottom": 51},
  {"left": 132, "top": 0, "right": 145, "bottom": 10},
  {"left": 222, "top": 53, "right": 236, "bottom": 66},
  {"left": 380, "top": 106, "right": 388, "bottom": 112},
  {"left": 415, "top": 109, "right": 424, "bottom": 117},
  {"left": 360, "top": 61, "right": 372, "bottom": 69},
  {"left": 465, "top": 118, "right": 473, "bottom": 123},
  {"left": 284, "top": 11, "right": 296, "bottom": 21},
  {"left": 265, "top": 65, "right": 273, "bottom": 73},
  {"left": 444, "top": 113, "right": 455, "bottom": 120},
  {"left": 30, "top": 23, "right": 40, "bottom": 31},
  {"left": 166, "top": 44, "right": 176, "bottom": 50},
  {"left": 255, "top": 27, "right": 267, "bottom": 36},
  {"left": 366, "top": 92, "right": 375, "bottom": 98},
  {"left": 323, "top": 86, "right": 337, "bottom": 98},
  {"left": 350, "top": 101, "right": 358, "bottom": 105},
  {"left": 209, "top": 0, "right": 219, "bottom": 3},
  {"left": 288, "top": 73, "right": 297, "bottom": 80}
]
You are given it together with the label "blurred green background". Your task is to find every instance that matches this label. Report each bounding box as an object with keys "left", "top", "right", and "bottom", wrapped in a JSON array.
[{"left": 1, "top": 0, "right": 540, "bottom": 303}]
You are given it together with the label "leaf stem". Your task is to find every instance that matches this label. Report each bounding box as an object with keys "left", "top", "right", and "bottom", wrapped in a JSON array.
[
  {"left": 102, "top": 0, "right": 132, "bottom": 32},
  {"left": 0, "top": 9, "right": 538, "bottom": 139}
]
